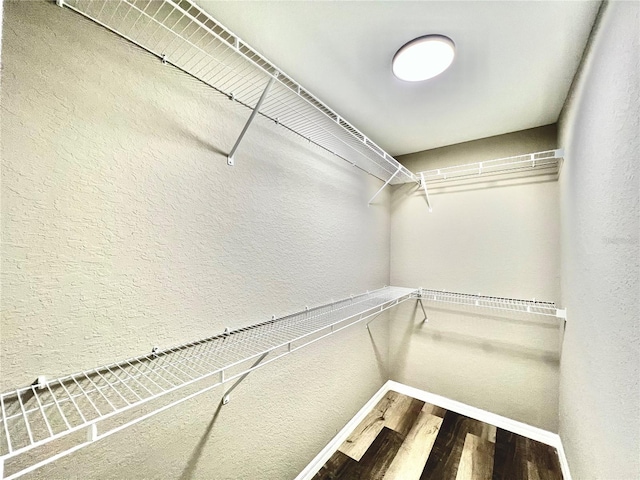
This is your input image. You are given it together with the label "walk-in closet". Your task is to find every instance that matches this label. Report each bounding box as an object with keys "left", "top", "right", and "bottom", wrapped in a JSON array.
[{"left": 1, "top": 1, "right": 638, "bottom": 479}]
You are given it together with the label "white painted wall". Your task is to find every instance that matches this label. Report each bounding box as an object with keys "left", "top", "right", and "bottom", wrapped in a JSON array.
[
  {"left": 557, "top": 1, "right": 640, "bottom": 478},
  {"left": 389, "top": 126, "right": 562, "bottom": 432},
  {"left": 0, "top": 1, "right": 391, "bottom": 478}
]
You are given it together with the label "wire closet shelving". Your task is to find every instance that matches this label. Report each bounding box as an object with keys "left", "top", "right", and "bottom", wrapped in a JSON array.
[
  {"left": 418, "top": 149, "right": 564, "bottom": 185},
  {"left": 414, "top": 288, "right": 567, "bottom": 319},
  {"left": 56, "top": 0, "right": 417, "bottom": 186},
  {"left": 0, "top": 286, "right": 417, "bottom": 479},
  {"left": 414, "top": 148, "right": 564, "bottom": 211},
  {"left": 2, "top": 2, "right": 570, "bottom": 478}
]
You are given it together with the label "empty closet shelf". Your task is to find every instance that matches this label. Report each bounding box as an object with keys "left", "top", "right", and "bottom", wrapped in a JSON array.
[
  {"left": 58, "top": 0, "right": 417, "bottom": 185},
  {"left": 418, "top": 149, "right": 564, "bottom": 184},
  {"left": 416, "top": 288, "right": 566, "bottom": 318},
  {"left": 0, "top": 286, "right": 416, "bottom": 479}
]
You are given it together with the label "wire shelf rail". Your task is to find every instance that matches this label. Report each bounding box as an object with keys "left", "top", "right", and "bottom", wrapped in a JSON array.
[
  {"left": 56, "top": 0, "right": 417, "bottom": 185},
  {"left": 414, "top": 288, "right": 566, "bottom": 319},
  {"left": 0, "top": 286, "right": 417, "bottom": 479},
  {"left": 417, "top": 149, "right": 564, "bottom": 184}
]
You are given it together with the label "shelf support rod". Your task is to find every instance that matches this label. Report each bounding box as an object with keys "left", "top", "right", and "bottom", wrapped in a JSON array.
[
  {"left": 221, "top": 352, "right": 269, "bottom": 405},
  {"left": 418, "top": 299, "right": 428, "bottom": 323},
  {"left": 227, "top": 74, "right": 278, "bottom": 166},
  {"left": 420, "top": 172, "right": 433, "bottom": 212},
  {"left": 368, "top": 165, "right": 402, "bottom": 205}
]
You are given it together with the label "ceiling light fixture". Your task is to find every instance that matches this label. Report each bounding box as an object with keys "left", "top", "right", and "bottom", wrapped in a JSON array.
[{"left": 392, "top": 35, "right": 456, "bottom": 82}]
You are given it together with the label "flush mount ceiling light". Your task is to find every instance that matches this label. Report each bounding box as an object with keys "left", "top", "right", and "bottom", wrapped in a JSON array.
[{"left": 392, "top": 35, "right": 456, "bottom": 82}]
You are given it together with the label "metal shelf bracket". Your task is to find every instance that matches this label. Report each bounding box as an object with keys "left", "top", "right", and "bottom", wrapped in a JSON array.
[
  {"left": 418, "top": 299, "right": 428, "bottom": 323},
  {"left": 221, "top": 352, "right": 269, "bottom": 406},
  {"left": 368, "top": 165, "right": 402, "bottom": 206},
  {"left": 419, "top": 172, "right": 433, "bottom": 212},
  {"left": 227, "top": 74, "right": 278, "bottom": 166}
]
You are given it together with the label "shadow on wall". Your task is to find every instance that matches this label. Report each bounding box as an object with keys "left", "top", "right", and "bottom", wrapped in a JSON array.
[
  {"left": 392, "top": 183, "right": 425, "bottom": 210},
  {"left": 395, "top": 304, "right": 561, "bottom": 368},
  {"left": 389, "top": 301, "right": 562, "bottom": 431},
  {"left": 413, "top": 323, "right": 560, "bottom": 366},
  {"left": 392, "top": 175, "right": 560, "bottom": 211},
  {"left": 151, "top": 70, "right": 380, "bottom": 197},
  {"left": 178, "top": 316, "right": 391, "bottom": 480},
  {"left": 424, "top": 305, "right": 560, "bottom": 330},
  {"left": 366, "top": 311, "right": 390, "bottom": 380},
  {"left": 424, "top": 174, "right": 560, "bottom": 195},
  {"left": 179, "top": 399, "right": 225, "bottom": 480},
  {"left": 392, "top": 301, "right": 421, "bottom": 376},
  {"left": 61, "top": 2, "right": 369, "bottom": 196},
  {"left": 143, "top": 100, "right": 228, "bottom": 158}
]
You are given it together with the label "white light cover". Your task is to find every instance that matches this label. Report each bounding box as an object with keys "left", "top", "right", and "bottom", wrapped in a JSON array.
[{"left": 393, "top": 35, "right": 455, "bottom": 82}]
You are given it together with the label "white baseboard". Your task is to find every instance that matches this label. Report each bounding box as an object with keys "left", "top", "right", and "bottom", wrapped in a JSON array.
[
  {"left": 387, "top": 381, "right": 571, "bottom": 480},
  {"left": 387, "top": 381, "right": 557, "bottom": 446},
  {"left": 293, "top": 382, "right": 390, "bottom": 480},
  {"left": 554, "top": 437, "right": 573, "bottom": 480},
  {"left": 296, "top": 380, "right": 572, "bottom": 480}
]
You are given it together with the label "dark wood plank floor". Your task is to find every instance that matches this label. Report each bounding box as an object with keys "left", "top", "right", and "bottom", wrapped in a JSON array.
[{"left": 313, "top": 391, "right": 563, "bottom": 480}]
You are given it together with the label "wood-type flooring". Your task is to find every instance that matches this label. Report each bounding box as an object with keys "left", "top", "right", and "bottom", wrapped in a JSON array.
[{"left": 313, "top": 390, "right": 563, "bottom": 480}]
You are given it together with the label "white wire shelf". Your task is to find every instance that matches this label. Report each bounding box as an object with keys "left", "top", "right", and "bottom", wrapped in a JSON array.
[
  {"left": 418, "top": 149, "right": 564, "bottom": 185},
  {"left": 56, "top": 0, "right": 417, "bottom": 185},
  {"left": 414, "top": 288, "right": 566, "bottom": 319},
  {"left": 0, "top": 286, "right": 416, "bottom": 479}
]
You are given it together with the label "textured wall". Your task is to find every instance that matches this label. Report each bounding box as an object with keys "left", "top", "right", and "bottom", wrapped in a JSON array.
[
  {"left": 389, "top": 126, "right": 562, "bottom": 432},
  {"left": 557, "top": 1, "right": 640, "bottom": 478},
  {"left": 0, "top": 1, "right": 391, "bottom": 478}
]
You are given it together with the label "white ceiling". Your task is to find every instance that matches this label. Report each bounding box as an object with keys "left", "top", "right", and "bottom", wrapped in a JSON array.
[{"left": 199, "top": 1, "right": 601, "bottom": 156}]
